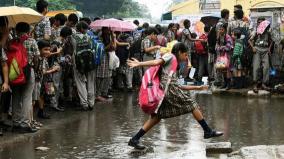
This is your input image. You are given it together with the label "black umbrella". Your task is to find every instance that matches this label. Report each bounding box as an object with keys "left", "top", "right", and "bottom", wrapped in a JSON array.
[{"left": 200, "top": 15, "right": 220, "bottom": 27}]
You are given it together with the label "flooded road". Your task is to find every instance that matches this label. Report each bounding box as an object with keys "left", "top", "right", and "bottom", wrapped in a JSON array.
[{"left": 1, "top": 93, "right": 284, "bottom": 159}]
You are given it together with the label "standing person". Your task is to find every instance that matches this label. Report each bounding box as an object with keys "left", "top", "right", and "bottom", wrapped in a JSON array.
[
  {"left": 155, "top": 24, "right": 167, "bottom": 47},
  {"left": 49, "top": 13, "right": 67, "bottom": 112},
  {"left": 196, "top": 26, "right": 210, "bottom": 82},
  {"left": 127, "top": 42, "right": 223, "bottom": 149},
  {"left": 207, "top": 25, "right": 218, "bottom": 82},
  {"left": 34, "top": 0, "right": 51, "bottom": 41},
  {"left": 141, "top": 28, "right": 161, "bottom": 64},
  {"left": 165, "top": 23, "right": 176, "bottom": 42},
  {"left": 181, "top": 19, "right": 201, "bottom": 62},
  {"left": 66, "top": 13, "right": 79, "bottom": 34},
  {"left": 60, "top": 27, "right": 74, "bottom": 103},
  {"left": 51, "top": 13, "right": 67, "bottom": 42},
  {"left": 216, "top": 9, "right": 230, "bottom": 36},
  {"left": 37, "top": 40, "right": 60, "bottom": 119},
  {"left": 16, "top": 22, "right": 42, "bottom": 128},
  {"left": 96, "top": 27, "right": 115, "bottom": 102},
  {"left": 249, "top": 18, "right": 272, "bottom": 92},
  {"left": 115, "top": 32, "right": 133, "bottom": 91},
  {"left": 216, "top": 24, "right": 233, "bottom": 90},
  {"left": 8, "top": 23, "right": 38, "bottom": 133},
  {"left": 0, "top": 16, "right": 10, "bottom": 136},
  {"left": 231, "top": 29, "right": 244, "bottom": 89},
  {"left": 72, "top": 22, "right": 96, "bottom": 110}
]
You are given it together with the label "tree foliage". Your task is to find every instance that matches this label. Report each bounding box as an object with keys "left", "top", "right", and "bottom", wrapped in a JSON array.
[
  {"left": 0, "top": 0, "right": 150, "bottom": 18},
  {"left": 0, "top": 0, "right": 76, "bottom": 10},
  {"left": 74, "top": 0, "right": 150, "bottom": 18}
]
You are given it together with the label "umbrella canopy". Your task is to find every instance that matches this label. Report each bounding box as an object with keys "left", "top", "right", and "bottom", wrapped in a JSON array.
[
  {"left": 200, "top": 13, "right": 221, "bottom": 27},
  {"left": 257, "top": 20, "right": 270, "bottom": 35},
  {"left": 0, "top": 6, "right": 43, "bottom": 27},
  {"left": 90, "top": 18, "right": 136, "bottom": 32}
]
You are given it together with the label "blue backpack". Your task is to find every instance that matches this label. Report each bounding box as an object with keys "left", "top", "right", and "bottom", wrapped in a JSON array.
[{"left": 87, "top": 31, "right": 105, "bottom": 66}]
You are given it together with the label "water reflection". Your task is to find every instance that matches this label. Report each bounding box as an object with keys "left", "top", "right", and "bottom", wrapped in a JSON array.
[{"left": 0, "top": 93, "right": 284, "bottom": 158}]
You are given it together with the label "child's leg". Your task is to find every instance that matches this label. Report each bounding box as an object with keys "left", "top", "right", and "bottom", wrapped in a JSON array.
[
  {"left": 192, "top": 108, "right": 223, "bottom": 139},
  {"left": 129, "top": 115, "right": 161, "bottom": 149}
]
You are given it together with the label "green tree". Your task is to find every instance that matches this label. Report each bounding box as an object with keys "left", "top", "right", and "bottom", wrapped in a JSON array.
[
  {"left": 74, "top": 0, "right": 150, "bottom": 18},
  {"left": 0, "top": 0, "right": 76, "bottom": 10}
]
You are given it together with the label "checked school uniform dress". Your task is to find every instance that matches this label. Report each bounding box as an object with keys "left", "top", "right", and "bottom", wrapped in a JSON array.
[{"left": 157, "top": 53, "right": 198, "bottom": 119}]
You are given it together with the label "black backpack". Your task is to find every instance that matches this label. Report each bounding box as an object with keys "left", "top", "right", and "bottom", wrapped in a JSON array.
[
  {"left": 130, "top": 38, "right": 143, "bottom": 60},
  {"left": 73, "top": 33, "right": 95, "bottom": 74}
]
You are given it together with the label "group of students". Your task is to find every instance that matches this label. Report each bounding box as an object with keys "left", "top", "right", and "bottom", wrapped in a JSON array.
[
  {"left": 0, "top": 0, "right": 274, "bottom": 151},
  {"left": 139, "top": 5, "right": 274, "bottom": 93},
  {"left": 0, "top": 0, "right": 133, "bottom": 135}
]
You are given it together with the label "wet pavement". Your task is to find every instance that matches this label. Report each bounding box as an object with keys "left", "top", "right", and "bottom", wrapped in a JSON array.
[{"left": 0, "top": 93, "right": 284, "bottom": 159}]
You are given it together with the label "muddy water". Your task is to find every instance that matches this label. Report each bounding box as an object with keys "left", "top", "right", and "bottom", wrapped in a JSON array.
[{"left": 0, "top": 93, "right": 284, "bottom": 159}]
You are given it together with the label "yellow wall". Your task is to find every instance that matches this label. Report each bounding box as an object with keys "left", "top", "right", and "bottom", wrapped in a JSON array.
[
  {"left": 170, "top": 0, "right": 200, "bottom": 16},
  {"left": 170, "top": 0, "right": 284, "bottom": 17},
  {"left": 220, "top": 0, "right": 284, "bottom": 16}
]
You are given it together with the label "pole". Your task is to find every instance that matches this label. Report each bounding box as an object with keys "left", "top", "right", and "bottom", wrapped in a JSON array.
[{"left": 14, "top": 0, "right": 15, "bottom": 6}]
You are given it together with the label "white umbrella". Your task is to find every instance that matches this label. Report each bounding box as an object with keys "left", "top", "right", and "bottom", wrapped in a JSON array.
[{"left": 0, "top": 6, "right": 43, "bottom": 27}]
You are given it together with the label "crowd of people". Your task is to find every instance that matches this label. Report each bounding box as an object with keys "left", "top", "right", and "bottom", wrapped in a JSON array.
[{"left": 0, "top": 0, "right": 278, "bottom": 139}]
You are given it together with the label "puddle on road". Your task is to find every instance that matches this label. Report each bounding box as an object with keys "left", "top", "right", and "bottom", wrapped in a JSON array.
[{"left": 1, "top": 93, "right": 284, "bottom": 158}]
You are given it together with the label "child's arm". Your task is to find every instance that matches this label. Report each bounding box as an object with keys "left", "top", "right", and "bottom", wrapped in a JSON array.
[
  {"left": 180, "top": 85, "right": 209, "bottom": 91},
  {"left": 127, "top": 58, "right": 164, "bottom": 68},
  {"left": 43, "top": 65, "right": 60, "bottom": 75}
]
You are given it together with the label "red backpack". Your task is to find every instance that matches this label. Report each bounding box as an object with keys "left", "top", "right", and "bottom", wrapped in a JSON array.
[
  {"left": 195, "top": 34, "right": 208, "bottom": 54},
  {"left": 139, "top": 55, "right": 177, "bottom": 114},
  {"left": 6, "top": 35, "right": 30, "bottom": 86}
]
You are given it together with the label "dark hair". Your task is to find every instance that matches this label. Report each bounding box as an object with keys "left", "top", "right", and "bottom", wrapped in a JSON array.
[
  {"left": 175, "top": 23, "right": 180, "bottom": 29},
  {"left": 76, "top": 21, "right": 89, "bottom": 32},
  {"left": 234, "top": 9, "right": 244, "bottom": 20},
  {"left": 0, "top": 16, "right": 9, "bottom": 28},
  {"left": 168, "top": 23, "right": 175, "bottom": 29},
  {"left": 233, "top": 29, "right": 242, "bottom": 39},
  {"left": 221, "top": 9, "right": 230, "bottom": 19},
  {"left": 183, "top": 19, "right": 190, "bottom": 27},
  {"left": 60, "top": 26, "right": 73, "bottom": 38},
  {"left": 172, "top": 42, "right": 188, "bottom": 55},
  {"left": 38, "top": 39, "right": 50, "bottom": 50},
  {"left": 0, "top": 16, "right": 9, "bottom": 41},
  {"left": 145, "top": 27, "right": 158, "bottom": 36},
  {"left": 257, "top": 17, "right": 266, "bottom": 22},
  {"left": 68, "top": 13, "right": 78, "bottom": 25},
  {"left": 204, "top": 25, "right": 211, "bottom": 33},
  {"left": 49, "top": 17, "right": 56, "bottom": 26},
  {"left": 133, "top": 20, "right": 139, "bottom": 26},
  {"left": 55, "top": 13, "right": 67, "bottom": 26},
  {"left": 171, "top": 42, "right": 188, "bottom": 69},
  {"left": 142, "top": 22, "right": 149, "bottom": 29},
  {"left": 234, "top": 4, "right": 243, "bottom": 10},
  {"left": 191, "top": 33, "right": 197, "bottom": 39},
  {"left": 80, "top": 17, "right": 91, "bottom": 25},
  {"left": 36, "top": 0, "right": 48, "bottom": 13},
  {"left": 220, "top": 23, "right": 228, "bottom": 30},
  {"left": 16, "top": 22, "right": 30, "bottom": 33},
  {"left": 94, "top": 17, "right": 101, "bottom": 21},
  {"left": 155, "top": 24, "right": 163, "bottom": 34}
]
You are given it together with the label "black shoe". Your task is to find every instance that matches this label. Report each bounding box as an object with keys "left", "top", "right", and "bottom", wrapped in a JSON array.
[
  {"left": 76, "top": 106, "right": 89, "bottom": 111},
  {"left": 0, "top": 128, "right": 3, "bottom": 136},
  {"left": 88, "top": 106, "right": 94, "bottom": 111},
  {"left": 38, "top": 110, "right": 51, "bottom": 119},
  {"left": 12, "top": 125, "right": 38, "bottom": 133},
  {"left": 204, "top": 130, "right": 224, "bottom": 139},
  {"left": 127, "top": 88, "right": 134, "bottom": 92},
  {"left": 128, "top": 139, "right": 146, "bottom": 150},
  {"left": 52, "top": 106, "right": 65, "bottom": 112}
]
